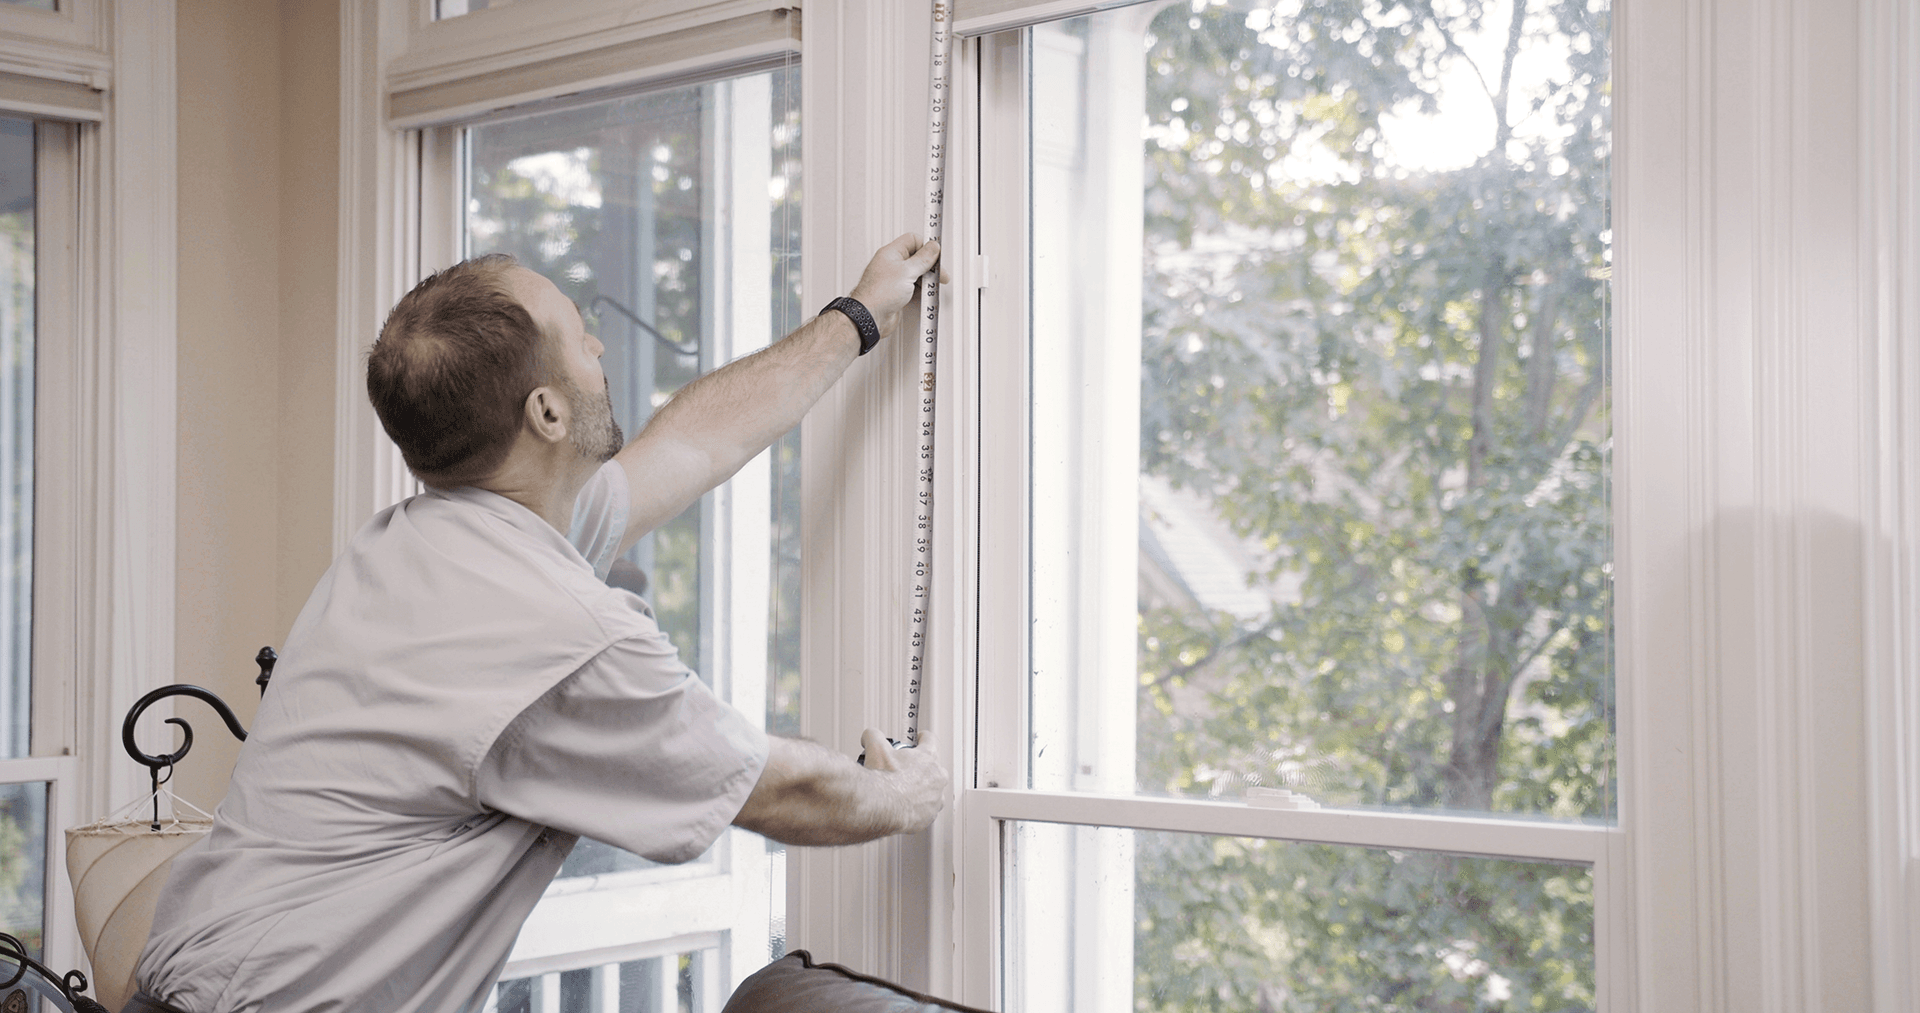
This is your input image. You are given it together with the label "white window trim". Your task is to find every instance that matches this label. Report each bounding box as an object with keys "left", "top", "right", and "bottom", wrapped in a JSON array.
[
  {"left": 0, "top": 1, "right": 106, "bottom": 72},
  {"left": 340, "top": 0, "right": 1920, "bottom": 1008}
]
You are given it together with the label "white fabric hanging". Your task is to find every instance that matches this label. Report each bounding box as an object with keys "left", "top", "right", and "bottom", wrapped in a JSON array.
[{"left": 64, "top": 793, "right": 213, "bottom": 1011}]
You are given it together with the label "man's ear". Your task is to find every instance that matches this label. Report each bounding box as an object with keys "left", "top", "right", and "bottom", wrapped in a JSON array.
[{"left": 524, "top": 386, "right": 569, "bottom": 445}]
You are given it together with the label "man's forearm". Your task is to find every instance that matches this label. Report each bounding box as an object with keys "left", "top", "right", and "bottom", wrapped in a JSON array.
[
  {"left": 732, "top": 735, "right": 941, "bottom": 846},
  {"left": 614, "top": 311, "right": 861, "bottom": 546},
  {"left": 643, "top": 310, "right": 857, "bottom": 470}
]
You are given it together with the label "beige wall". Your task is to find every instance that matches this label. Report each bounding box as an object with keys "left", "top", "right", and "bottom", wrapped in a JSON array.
[{"left": 173, "top": 0, "right": 338, "bottom": 811}]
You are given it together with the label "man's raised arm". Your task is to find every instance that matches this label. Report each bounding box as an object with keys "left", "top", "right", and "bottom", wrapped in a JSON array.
[{"left": 614, "top": 234, "right": 941, "bottom": 552}]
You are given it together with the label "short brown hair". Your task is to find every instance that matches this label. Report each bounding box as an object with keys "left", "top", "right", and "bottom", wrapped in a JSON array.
[{"left": 367, "top": 254, "right": 552, "bottom": 486}]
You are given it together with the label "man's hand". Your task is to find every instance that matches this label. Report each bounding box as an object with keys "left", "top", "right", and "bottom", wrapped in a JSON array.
[
  {"left": 732, "top": 730, "right": 950, "bottom": 846},
  {"left": 855, "top": 729, "right": 947, "bottom": 835},
  {"left": 848, "top": 233, "right": 944, "bottom": 342}
]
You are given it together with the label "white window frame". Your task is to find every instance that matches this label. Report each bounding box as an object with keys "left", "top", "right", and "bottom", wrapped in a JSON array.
[
  {"left": 0, "top": 0, "right": 183, "bottom": 985},
  {"left": 0, "top": 1, "right": 105, "bottom": 66},
  {"left": 344, "top": 0, "right": 1920, "bottom": 1009}
]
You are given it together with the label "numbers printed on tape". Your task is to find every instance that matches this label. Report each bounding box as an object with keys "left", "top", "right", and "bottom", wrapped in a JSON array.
[{"left": 904, "top": 0, "right": 953, "bottom": 746}]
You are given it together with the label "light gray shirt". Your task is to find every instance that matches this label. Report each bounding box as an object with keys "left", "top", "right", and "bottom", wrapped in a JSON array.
[{"left": 136, "top": 462, "right": 769, "bottom": 1013}]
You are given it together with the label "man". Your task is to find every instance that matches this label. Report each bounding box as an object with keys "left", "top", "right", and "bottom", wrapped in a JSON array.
[{"left": 130, "top": 234, "right": 949, "bottom": 1013}]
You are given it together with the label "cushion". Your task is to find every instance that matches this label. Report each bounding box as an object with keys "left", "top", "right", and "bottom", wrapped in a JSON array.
[{"left": 720, "top": 950, "right": 994, "bottom": 1013}]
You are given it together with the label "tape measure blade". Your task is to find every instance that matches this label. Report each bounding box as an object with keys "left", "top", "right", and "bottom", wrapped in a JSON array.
[{"left": 906, "top": 0, "right": 954, "bottom": 746}]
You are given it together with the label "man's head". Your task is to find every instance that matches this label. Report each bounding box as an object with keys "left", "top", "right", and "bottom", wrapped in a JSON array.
[{"left": 368, "top": 255, "right": 622, "bottom": 487}]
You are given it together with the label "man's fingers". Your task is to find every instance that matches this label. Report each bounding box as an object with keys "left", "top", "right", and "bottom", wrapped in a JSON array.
[
  {"left": 859, "top": 728, "right": 898, "bottom": 770},
  {"left": 885, "top": 232, "right": 922, "bottom": 259},
  {"left": 905, "top": 238, "right": 942, "bottom": 275}
]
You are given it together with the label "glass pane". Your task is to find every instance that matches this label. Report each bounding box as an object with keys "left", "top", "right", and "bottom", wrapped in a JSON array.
[
  {"left": 1007, "top": 820, "right": 1593, "bottom": 1012},
  {"left": 0, "top": 1, "right": 55, "bottom": 11},
  {"left": 491, "top": 948, "right": 716, "bottom": 1013},
  {"left": 1029, "top": 1, "right": 1612, "bottom": 820},
  {"left": 0, "top": 118, "right": 30, "bottom": 762},
  {"left": 0, "top": 781, "right": 46, "bottom": 959},
  {"left": 465, "top": 65, "right": 800, "bottom": 977},
  {"left": 434, "top": 0, "right": 502, "bottom": 19}
]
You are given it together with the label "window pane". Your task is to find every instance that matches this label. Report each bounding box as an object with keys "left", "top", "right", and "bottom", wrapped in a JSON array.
[
  {"left": 0, "top": 1, "right": 55, "bottom": 10},
  {"left": 1007, "top": 820, "right": 1593, "bottom": 1012},
  {"left": 0, "top": 118, "right": 30, "bottom": 762},
  {"left": 434, "top": 0, "right": 502, "bottom": 19},
  {"left": 465, "top": 65, "right": 800, "bottom": 979},
  {"left": 491, "top": 948, "right": 716, "bottom": 1013},
  {"left": 0, "top": 781, "right": 46, "bottom": 959},
  {"left": 1029, "top": 1, "right": 1612, "bottom": 820}
]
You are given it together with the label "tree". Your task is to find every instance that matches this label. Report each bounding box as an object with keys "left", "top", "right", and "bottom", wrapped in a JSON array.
[{"left": 1126, "top": 0, "right": 1611, "bottom": 1008}]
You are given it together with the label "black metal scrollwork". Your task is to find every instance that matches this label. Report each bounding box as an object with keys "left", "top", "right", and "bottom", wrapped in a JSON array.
[
  {"left": 119, "top": 647, "right": 277, "bottom": 830},
  {"left": 0, "top": 933, "right": 109, "bottom": 1011}
]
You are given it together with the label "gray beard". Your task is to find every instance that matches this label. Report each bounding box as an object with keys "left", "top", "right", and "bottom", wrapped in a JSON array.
[{"left": 565, "top": 377, "right": 625, "bottom": 463}]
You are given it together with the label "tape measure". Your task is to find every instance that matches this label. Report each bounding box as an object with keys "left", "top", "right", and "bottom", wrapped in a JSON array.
[{"left": 904, "top": 0, "right": 954, "bottom": 748}]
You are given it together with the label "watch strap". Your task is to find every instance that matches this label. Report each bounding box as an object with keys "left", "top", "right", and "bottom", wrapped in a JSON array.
[{"left": 823, "top": 296, "right": 882, "bottom": 356}]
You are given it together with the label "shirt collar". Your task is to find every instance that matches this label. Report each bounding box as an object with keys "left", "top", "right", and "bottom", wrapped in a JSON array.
[{"left": 427, "top": 484, "right": 593, "bottom": 573}]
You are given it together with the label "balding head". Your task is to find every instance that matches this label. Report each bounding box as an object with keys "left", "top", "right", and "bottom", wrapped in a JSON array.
[{"left": 367, "top": 254, "right": 558, "bottom": 486}]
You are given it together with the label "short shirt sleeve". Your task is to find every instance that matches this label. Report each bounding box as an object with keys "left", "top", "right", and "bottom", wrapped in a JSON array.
[
  {"left": 568, "top": 460, "right": 629, "bottom": 582},
  {"left": 475, "top": 631, "right": 769, "bottom": 864}
]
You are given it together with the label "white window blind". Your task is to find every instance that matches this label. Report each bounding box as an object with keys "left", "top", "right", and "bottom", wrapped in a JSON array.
[
  {"left": 389, "top": 10, "right": 799, "bottom": 130},
  {"left": 0, "top": 71, "right": 99, "bottom": 124}
]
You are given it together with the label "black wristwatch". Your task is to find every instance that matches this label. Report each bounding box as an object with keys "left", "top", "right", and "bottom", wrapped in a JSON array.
[{"left": 822, "top": 296, "right": 882, "bottom": 356}]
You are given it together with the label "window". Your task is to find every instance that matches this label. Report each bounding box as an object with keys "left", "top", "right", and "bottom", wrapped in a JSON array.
[
  {"left": 355, "top": 0, "right": 1915, "bottom": 1004},
  {"left": 0, "top": 116, "right": 79, "bottom": 968},
  {"left": 447, "top": 63, "right": 804, "bottom": 1011},
  {"left": 974, "top": 1, "right": 1612, "bottom": 1007}
]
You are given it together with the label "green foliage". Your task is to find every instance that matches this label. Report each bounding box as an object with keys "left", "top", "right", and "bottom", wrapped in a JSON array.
[
  {"left": 1125, "top": 0, "right": 1611, "bottom": 1007},
  {"left": 1135, "top": 835, "right": 1592, "bottom": 1013},
  {"left": 0, "top": 787, "right": 43, "bottom": 958}
]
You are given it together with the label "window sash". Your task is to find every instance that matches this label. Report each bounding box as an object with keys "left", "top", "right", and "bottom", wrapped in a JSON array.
[
  {"left": 966, "top": 26, "right": 1621, "bottom": 851},
  {"left": 970, "top": 789, "right": 1608, "bottom": 865},
  {"left": 961, "top": 18, "right": 1619, "bottom": 1007},
  {"left": 0, "top": 756, "right": 78, "bottom": 969},
  {"left": 0, "top": 117, "right": 82, "bottom": 976}
]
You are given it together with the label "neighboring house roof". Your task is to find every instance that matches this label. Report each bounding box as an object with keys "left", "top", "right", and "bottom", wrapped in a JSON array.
[{"left": 1138, "top": 474, "right": 1290, "bottom": 621}]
